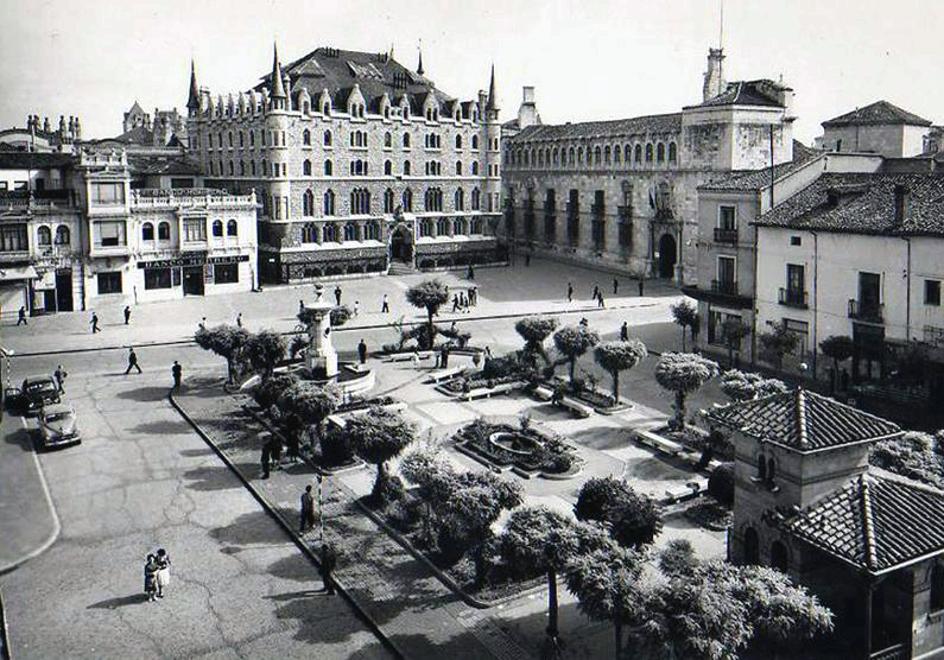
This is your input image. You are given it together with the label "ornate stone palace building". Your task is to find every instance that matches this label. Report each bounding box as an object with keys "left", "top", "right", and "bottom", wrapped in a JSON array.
[
  {"left": 187, "top": 45, "right": 504, "bottom": 284},
  {"left": 501, "top": 48, "right": 795, "bottom": 284}
]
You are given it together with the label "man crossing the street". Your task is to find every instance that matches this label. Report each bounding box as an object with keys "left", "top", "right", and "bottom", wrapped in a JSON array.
[
  {"left": 172, "top": 361, "right": 182, "bottom": 390},
  {"left": 124, "top": 348, "right": 142, "bottom": 374}
]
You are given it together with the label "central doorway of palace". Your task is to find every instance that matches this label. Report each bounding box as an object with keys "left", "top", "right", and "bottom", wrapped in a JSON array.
[{"left": 390, "top": 225, "right": 414, "bottom": 265}]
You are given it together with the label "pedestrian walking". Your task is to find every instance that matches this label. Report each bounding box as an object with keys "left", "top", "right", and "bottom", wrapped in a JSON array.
[
  {"left": 334, "top": 285, "right": 342, "bottom": 306},
  {"left": 16, "top": 306, "right": 27, "bottom": 326},
  {"left": 300, "top": 485, "right": 316, "bottom": 534},
  {"left": 484, "top": 345, "right": 492, "bottom": 359},
  {"left": 592, "top": 284, "right": 600, "bottom": 301},
  {"left": 54, "top": 365, "right": 67, "bottom": 393},
  {"left": 567, "top": 283, "right": 574, "bottom": 302},
  {"left": 357, "top": 339, "right": 368, "bottom": 365},
  {"left": 452, "top": 294, "right": 460, "bottom": 313},
  {"left": 381, "top": 293, "right": 390, "bottom": 313},
  {"left": 199, "top": 316, "right": 206, "bottom": 330},
  {"left": 613, "top": 278, "right": 619, "bottom": 295},
  {"left": 638, "top": 278, "right": 644, "bottom": 296},
  {"left": 620, "top": 321, "right": 629, "bottom": 341},
  {"left": 469, "top": 286, "right": 477, "bottom": 306},
  {"left": 124, "top": 305, "right": 132, "bottom": 325},
  {"left": 268, "top": 434, "right": 283, "bottom": 470},
  {"left": 260, "top": 432, "right": 272, "bottom": 479},
  {"left": 236, "top": 312, "right": 242, "bottom": 328},
  {"left": 320, "top": 543, "right": 337, "bottom": 594},
  {"left": 353, "top": 300, "right": 359, "bottom": 317},
  {"left": 90, "top": 312, "right": 100, "bottom": 333},
  {"left": 411, "top": 348, "right": 420, "bottom": 369},
  {"left": 154, "top": 548, "right": 171, "bottom": 599},
  {"left": 144, "top": 554, "right": 159, "bottom": 602},
  {"left": 299, "top": 299, "right": 305, "bottom": 314},
  {"left": 597, "top": 293, "right": 605, "bottom": 308},
  {"left": 467, "top": 264, "right": 475, "bottom": 280},
  {"left": 172, "top": 361, "right": 182, "bottom": 390},
  {"left": 124, "top": 348, "right": 142, "bottom": 374}
]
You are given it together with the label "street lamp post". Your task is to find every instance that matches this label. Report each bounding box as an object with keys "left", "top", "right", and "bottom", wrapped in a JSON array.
[{"left": 316, "top": 473, "right": 325, "bottom": 547}]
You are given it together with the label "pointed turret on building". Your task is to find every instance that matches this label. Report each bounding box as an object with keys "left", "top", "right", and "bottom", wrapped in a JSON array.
[
  {"left": 417, "top": 47, "right": 424, "bottom": 76},
  {"left": 486, "top": 64, "right": 498, "bottom": 112},
  {"left": 269, "top": 42, "right": 287, "bottom": 109},
  {"left": 187, "top": 60, "right": 200, "bottom": 115}
]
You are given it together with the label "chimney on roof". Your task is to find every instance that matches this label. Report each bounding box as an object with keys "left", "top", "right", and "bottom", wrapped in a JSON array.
[
  {"left": 702, "top": 47, "right": 726, "bottom": 102},
  {"left": 894, "top": 184, "right": 909, "bottom": 225},
  {"left": 517, "top": 86, "right": 541, "bottom": 130}
]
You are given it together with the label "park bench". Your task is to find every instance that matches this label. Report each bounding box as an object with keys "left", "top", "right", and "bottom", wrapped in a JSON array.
[
  {"left": 385, "top": 351, "right": 432, "bottom": 363},
  {"left": 663, "top": 480, "right": 706, "bottom": 504},
  {"left": 532, "top": 385, "right": 554, "bottom": 401},
  {"left": 425, "top": 366, "right": 465, "bottom": 384},
  {"left": 634, "top": 428, "right": 683, "bottom": 456},
  {"left": 559, "top": 396, "right": 593, "bottom": 418},
  {"left": 460, "top": 381, "right": 524, "bottom": 402}
]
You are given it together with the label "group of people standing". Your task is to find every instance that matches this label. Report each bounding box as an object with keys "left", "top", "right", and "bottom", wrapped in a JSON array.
[
  {"left": 143, "top": 548, "right": 171, "bottom": 602},
  {"left": 567, "top": 277, "right": 646, "bottom": 305}
]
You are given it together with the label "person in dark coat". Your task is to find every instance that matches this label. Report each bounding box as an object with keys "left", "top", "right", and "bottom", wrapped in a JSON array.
[
  {"left": 268, "top": 435, "right": 283, "bottom": 470},
  {"left": 124, "top": 348, "right": 142, "bottom": 374},
  {"left": 440, "top": 344, "right": 450, "bottom": 369},
  {"left": 334, "top": 286, "right": 342, "bottom": 306},
  {"left": 620, "top": 322, "right": 629, "bottom": 341},
  {"left": 90, "top": 312, "right": 100, "bottom": 333},
  {"left": 592, "top": 284, "right": 600, "bottom": 301},
  {"left": 357, "top": 339, "right": 368, "bottom": 365},
  {"left": 54, "top": 365, "right": 67, "bottom": 393},
  {"left": 16, "top": 306, "right": 27, "bottom": 326},
  {"left": 320, "top": 544, "right": 337, "bottom": 594},
  {"left": 260, "top": 442, "right": 271, "bottom": 479},
  {"left": 172, "top": 361, "right": 182, "bottom": 390},
  {"left": 638, "top": 278, "right": 644, "bottom": 296},
  {"left": 597, "top": 293, "right": 605, "bottom": 308},
  {"left": 300, "top": 485, "right": 316, "bottom": 533},
  {"left": 613, "top": 278, "right": 619, "bottom": 295},
  {"left": 124, "top": 305, "right": 131, "bottom": 325},
  {"left": 567, "top": 283, "right": 574, "bottom": 302},
  {"left": 467, "top": 264, "right": 475, "bottom": 280}
]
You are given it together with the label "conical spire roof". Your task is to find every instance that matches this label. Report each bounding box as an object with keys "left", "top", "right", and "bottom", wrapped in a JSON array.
[
  {"left": 417, "top": 47, "right": 424, "bottom": 76},
  {"left": 187, "top": 60, "right": 200, "bottom": 110},
  {"left": 487, "top": 64, "right": 497, "bottom": 111},
  {"left": 270, "top": 42, "right": 286, "bottom": 98}
]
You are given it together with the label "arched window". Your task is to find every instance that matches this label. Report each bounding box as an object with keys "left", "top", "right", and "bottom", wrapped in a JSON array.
[
  {"left": 604, "top": 145, "right": 611, "bottom": 164},
  {"left": 634, "top": 144, "right": 643, "bottom": 163},
  {"left": 454, "top": 188, "right": 465, "bottom": 211},
  {"left": 55, "top": 225, "right": 70, "bottom": 245},
  {"left": 323, "top": 130, "right": 333, "bottom": 146},
  {"left": 227, "top": 219, "right": 238, "bottom": 236},
  {"left": 212, "top": 220, "right": 224, "bottom": 237},
  {"left": 239, "top": 131, "right": 244, "bottom": 147},
  {"left": 350, "top": 188, "right": 370, "bottom": 215},
  {"left": 364, "top": 221, "right": 379, "bottom": 241},
  {"left": 931, "top": 564, "right": 944, "bottom": 612},
  {"left": 323, "top": 223, "right": 337, "bottom": 242},
  {"left": 303, "top": 189, "right": 315, "bottom": 216},
  {"left": 261, "top": 159, "right": 267, "bottom": 177},
  {"left": 594, "top": 146, "right": 602, "bottom": 165},
  {"left": 657, "top": 143, "right": 666, "bottom": 163},
  {"left": 403, "top": 161, "right": 411, "bottom": 176},
  {"left": 384, "top": 160, "right": 392, "bottom": 176},
  {"left": 303, "top": 129, "right": 311, "bottom": 145},
  {"left": 251, "top": 161, "right": 256, "bottom": 176},
  {"left": 613, "top": 146, "right": 620, "bottom": 164},
  {"left": 577, "top": 147, "right": 583, "bottom": 164},
  {"left": 141, "top": 223, "right": 154, "bottom": 241},
  {"left": 384, "top": 132, "right": 392, "bottom": 148},
  {"left": 403, "top": 133, "right": 411, "bottom": 148},
  {"left": 770, "top": 541, "right": 789, "bottom": 572},
  {"left": 384, "top": 188, "right": 395, "bottom": 214},
  {"left": 569, "top": 147, "right": 575, "bottom": 166},
  {"left": 323, "top": 189, "right": 336, "bottom": 216},
  {"left": 668, "top": 142, "right": 678, "bottom": 164},
  {"left": 645, "top": 143, "right": 654, "bottom": 162},
  {"left": 436, "top": 217, "right": 450, "bottom": 236},
  {"left": 301, "top": 223, "right": 318, "bottom": 243},
  {"left": 472, "top": 161, "right": 480, "bottom": 176},
  {"left": 743, "top": 528, "right": 760, "bottom": 565},
  {"left": 402, "top": 188, "right": 413, "bottom": 212},
  {"left": 456, "top": 161, "right": 463, "bottom": 175},
  {"left": 624, "top": 144, "right": 631, "bottom": 164},
  {"left": 249, "top": 130, "right": 255, "bottom": 146},
  {"left": 227, "top": 161, "right": 234, "bottom": 176},
  {"left": 470, "top": 217, "right": 482, "bottom": 234},
  {"left": 239, "top": 161, "right": 245, "bottom": 176},
  {"left": 228, "top": 131, "right": 233, "bottom": 147},
  {"left": 343, "top": 222, "right": 358, "bottom": 242},
  {"left": 471, "top": 187, "right": 481, "bottom": 210},
  {"left": 303, "top": 160, "right": 312, "bottom": 176},
  {"left": 324, "top": 160, "right": 333, "bottom": 176},
  {"left": 453, "top": 217, "right": 466, "bottom": 235},
  {"left": 419, "top": 218, "right": 432, "bottom": 237},
  {"left": 471, "top": 135, "right": 479, "bottom": 150},
  {"left": 158, "top": 222, "right": 171, "bottom": 240},
  {"left": 455, "top": 134, "right": 463, "bottom": 149}
]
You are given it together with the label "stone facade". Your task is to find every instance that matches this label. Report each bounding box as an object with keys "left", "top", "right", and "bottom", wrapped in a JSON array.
[
  {"left": 501, "top": 49, "right": 794, "bottom": 284},
  {"left": 186, "top": 46, "right": 503, "bottom": 284}
]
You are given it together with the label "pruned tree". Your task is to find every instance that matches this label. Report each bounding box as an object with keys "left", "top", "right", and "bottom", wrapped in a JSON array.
[
  {"left": 719, "top": 369, "right": 788, "bottom": 402},
  {"left": 870, "top": 431, "right": 944, "bottom": 489},
  {"left": 574, "top": 476, "right": 662, "bottom": 548},
  {"left": 400, "top": 446, "right": 457, "bottom": 545},
  {"left": 671, "top": 299, "right": 698, "bottom": 351},
  {"left": 253, "top": 373, "right": 299, "bottom": 410},
  {"left": 594, "top": 339, "right": 647, "bottom": 401},
  {"left": 194, "top": 324, "right": 251, "bottom": 384},
  {"left": 654, "top": 353, "right": 719, "bottom": 430},
  {"left": 244, "top": 329, "right": 287, "bottom": 381},
  {"left": 553, "top": 324, "right": 601, "bottom": 386},
  {"left": 515, "top": 316, "right": 559, "bottom": 366},
  {"left": 405, "top": 279, "right": 450, "bottom": 349},
  {"left": 278, "top": 382, "right": 342, "bottom": 455},
  {"left": 721, "top": 318, "right": 752, "bottom": 367},
  {"left": 347, "top": 407, "right": 417, "bottom": 502},
  {"left": 759, "top": 321, "right": 799, "bottom": 371},
  {"left": 566, "top": 542, "right": 645, "bottom": 658},
  {"left": 658, "top": 539, "right": 698, "bottom": 578}
]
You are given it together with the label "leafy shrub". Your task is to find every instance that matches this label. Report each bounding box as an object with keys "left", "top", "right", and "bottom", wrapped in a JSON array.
[
  {"left": 376, "top": 474, "right": 406, "bottom": 505},
  {"left": 253, "top": 373, "right": 299, "bottom": 410},
  {"left": 708, "top": 462, "right": 736, "bottom": 506},
  {"left": 483, "top": 354, "right": 520, "bottom": 379},
  {"left": 321, "top": 428, "right": 354, "bottom": 466}
]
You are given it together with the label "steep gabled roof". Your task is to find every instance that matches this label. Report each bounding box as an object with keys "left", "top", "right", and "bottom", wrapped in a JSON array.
[
  {"left": 704, "top": 388, "right": 900, "bottom": 452},
  {"left": 782, "top": 471, "right": 944, "bottom": 573},
  {"left": 685, "top": 79, "right": 787, "bottom": 110},
  {"left": 822, "top": 100, "right": 932, "bottom": 128}
]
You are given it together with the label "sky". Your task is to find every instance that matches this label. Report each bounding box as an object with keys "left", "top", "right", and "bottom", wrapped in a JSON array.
[{"left": 2, "top": 0, "right": 942, "bottom": 144}]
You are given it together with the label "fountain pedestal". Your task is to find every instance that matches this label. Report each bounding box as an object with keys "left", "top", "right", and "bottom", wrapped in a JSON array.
[{"left": 303, "top": 301, "right": 338, "bottom": 378}]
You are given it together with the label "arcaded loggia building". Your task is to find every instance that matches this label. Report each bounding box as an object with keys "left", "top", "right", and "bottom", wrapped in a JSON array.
[
  {"left": 501, "top": 49, "right": 795, "bottom": 284},
  {"left": 187, "top": 45, "right": 505, "bottom": 284}
]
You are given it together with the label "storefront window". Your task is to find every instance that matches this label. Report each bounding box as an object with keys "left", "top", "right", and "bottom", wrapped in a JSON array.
[
  {"left": 97, "top": 271, "right": 122, "bottom": 294},
  {"left": 213, "top": 263, "right": 239, "bottom": 284},
  {"left": 144, "top": 267, "right": 172, "bottom": 290}
]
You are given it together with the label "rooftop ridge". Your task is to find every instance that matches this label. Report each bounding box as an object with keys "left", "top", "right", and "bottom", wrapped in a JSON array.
[
  {"left": 860, "top": 475, "right": 878, "bottom": 570},
  {"left": 794, "top": 388, "right": 809, "bottom": 449}
]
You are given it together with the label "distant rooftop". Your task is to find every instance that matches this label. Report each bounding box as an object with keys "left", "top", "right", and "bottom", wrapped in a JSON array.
[
  {"left": 508, "top": 113, "right": 682, "bottom": 143},
  {"left": 699, "top": 140, "right": 822, "bottom": 192},
  {"left": 822, "top": 100, "right": 932, "bottom": 128}
]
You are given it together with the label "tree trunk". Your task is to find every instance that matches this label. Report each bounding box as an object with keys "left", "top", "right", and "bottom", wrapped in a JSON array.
[
  {"left": 612, "top": 370, "right": 620, "bottom": 401},
  {"left": 675, "top": 391, "right": 686, "bottom": 430},
  {"left": 614, "top": 620, "right": 622, "bottom": 659},
  {"left": 569, "top": 358, "right": 576, "bottom": 385},
  {"left": 373, "top": 461, "right": 387, "bottom": 501},
  {"left": 546, "top": 568, "right": 560, "bottom": 639},
  {"left": 680, "top": 325, "right": 686, "bottom": 351},
  {"left": 226, "top": 357, "right": 234, "bottom": 385},
  {"left": 426, "top": 309, "right": 436, "bottom": 350}
]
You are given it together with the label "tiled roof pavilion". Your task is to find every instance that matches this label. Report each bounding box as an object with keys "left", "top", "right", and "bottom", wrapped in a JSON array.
[{"left": 704, "top": 388, "right": 901, "bottom": 452}]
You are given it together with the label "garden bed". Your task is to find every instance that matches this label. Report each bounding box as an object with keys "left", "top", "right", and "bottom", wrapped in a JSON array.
[
  {"left": 653, "top": 424, "right": 734, "bottom": 461},
  {"left": 679, "top": 498, "right": 733, "bottom": 532},
  {"left": 453, "top": 419, "right": 581, "bottom": 478}
]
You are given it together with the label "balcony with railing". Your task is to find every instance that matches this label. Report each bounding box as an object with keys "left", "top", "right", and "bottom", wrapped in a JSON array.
[
  {"left": 711, "top": 279, "right": 738, "bottom": 296},
  {"left": 849, "top": 299, "right": 884, "bottom": 323},
  {"left": 778, "top": 287, "right": 808, "bottom": 309},
  {"left": 869, "top": 643, "right": 907, "bottom": 660},
  {"left": 0, "top": 189, "right": 74, "bottom": 211},
  {"left": 714, "top": 227, "right": 738, "bottom": 244}
]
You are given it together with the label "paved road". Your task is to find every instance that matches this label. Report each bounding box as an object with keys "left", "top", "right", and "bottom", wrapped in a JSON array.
[{"left": 0, "top": 368, "right": 391, "bottom": 660}]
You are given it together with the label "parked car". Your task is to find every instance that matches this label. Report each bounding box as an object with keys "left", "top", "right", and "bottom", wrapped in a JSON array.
[
  {"left": 37, "top": 403, "right": 80, "bottom": 449},
  {"left": 21, "top": 375, "right": 61, "bottom": 413}
]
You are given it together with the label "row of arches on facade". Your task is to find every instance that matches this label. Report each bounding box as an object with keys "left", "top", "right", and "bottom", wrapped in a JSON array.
[
  {"left": 35, "top": 224, "right": 71, "bottom": 248},
  {"left": 301, "top": 187, "right": 483, "bottom": 218},
  {"left": 297, "top": 215, "right": 484, "bottom": 245},
  {"left": 138, "top": 219, "right": 238, "bottom": 242},
  {"left": 507, "top": 141, "right": 678, "bottom": 169}
]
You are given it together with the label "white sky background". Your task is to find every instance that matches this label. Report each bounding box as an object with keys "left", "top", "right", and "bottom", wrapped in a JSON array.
[{"left": 1, "top": 0, "right": 941, "bottom": 143}]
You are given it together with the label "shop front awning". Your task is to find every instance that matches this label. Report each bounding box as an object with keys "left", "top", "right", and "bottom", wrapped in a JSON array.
[{"left": 0, "top": 265, "right": 38, "bottom": 282}]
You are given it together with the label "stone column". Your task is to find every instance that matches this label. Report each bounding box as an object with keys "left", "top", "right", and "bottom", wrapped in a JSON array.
[{"left": 304, "top": 301, "right": 338, "bottom": 378}]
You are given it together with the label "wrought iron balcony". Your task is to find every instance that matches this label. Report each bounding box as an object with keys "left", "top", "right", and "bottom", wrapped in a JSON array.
[
  {"left": 711, "top": 279, "right": 738, "bottom": 296},
  {"left": 714, "top": 227, "right": 738, "bottom": 244},
  {"left": 778, "top": 287, "right": 808, "bottom": 309},
  {"left": 849, "top": 299, "right": 884, "bottom": 323}
]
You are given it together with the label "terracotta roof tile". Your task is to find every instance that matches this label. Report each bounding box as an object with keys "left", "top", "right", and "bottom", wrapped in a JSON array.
[
  {"left": 508, "top": 113, "right": 681, "bottom": 143},
  {"left": 699, "top": 141, "right": 823, "bottom": 192},
  {"left": 685, "top": 79, "right": 787, "bottom": 110},
  {"left": 822, "top": 100, "right": 932, "bottom": 128},
  {"left": 704, "top": 388, "right": 900, "bottom": 451},
  {"left": 783, "top": 471, "right": 944, "bottom": 572}
]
